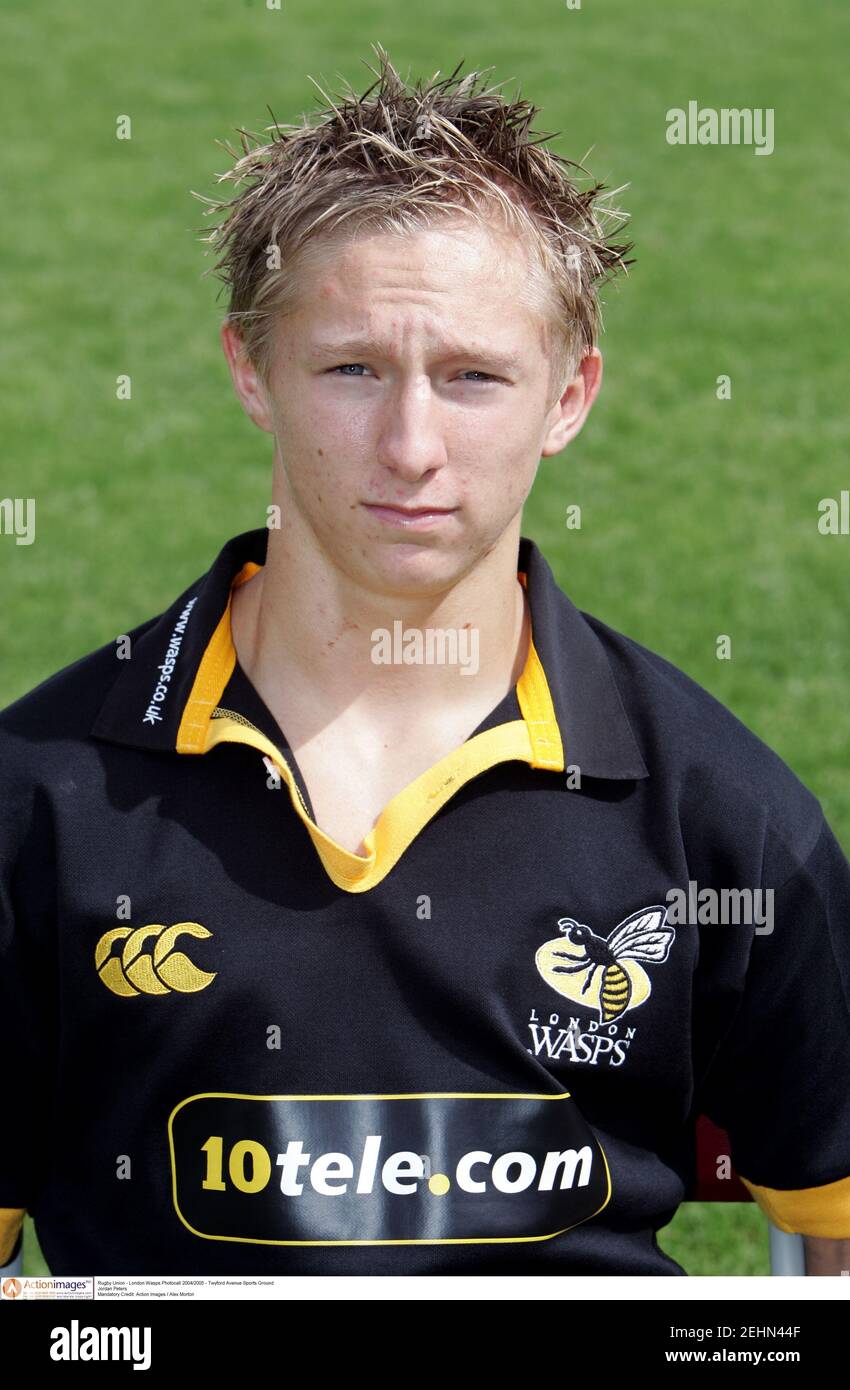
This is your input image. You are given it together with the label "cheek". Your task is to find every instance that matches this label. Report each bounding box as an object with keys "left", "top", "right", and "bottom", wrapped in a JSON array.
[
  {"left": 299, "top": 393, "right": 375, "bottom": 472},
  {"left": 454, "top": 422, "right": 540, "bottom": 497},
  {"left": 271, "top": 394, "right": 346, "bottom": 487}
]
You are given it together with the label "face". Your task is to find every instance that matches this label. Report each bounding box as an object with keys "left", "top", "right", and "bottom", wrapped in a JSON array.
[{"left": 222, "top": 219, "right": 602, "bottom": 597}]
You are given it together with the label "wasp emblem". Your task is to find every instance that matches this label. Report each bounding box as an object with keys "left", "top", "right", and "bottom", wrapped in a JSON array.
[{"left": 535, "top": 906, "right": 675, "bottom": 1024}]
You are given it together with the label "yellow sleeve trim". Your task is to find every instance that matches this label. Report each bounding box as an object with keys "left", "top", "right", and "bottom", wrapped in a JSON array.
[
  {"left": 0, "top": 1207, "right": 25, "bottom": 1265},
  {"left": 739, "top": 1171, "right": 850, "bottom": 1237}
]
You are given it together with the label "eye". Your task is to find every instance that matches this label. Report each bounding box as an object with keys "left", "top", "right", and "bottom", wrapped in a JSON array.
[
  {"left": 458, "top": 370, "right": 499, "bottom": 383},
  {"left": 330, "top": 363, "right": 370, "bottom": 376}
]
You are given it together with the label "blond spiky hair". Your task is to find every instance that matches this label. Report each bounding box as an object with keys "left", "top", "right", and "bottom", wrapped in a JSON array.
[{"left": 194, "top": 44, "right": 632, "bottom": 396}]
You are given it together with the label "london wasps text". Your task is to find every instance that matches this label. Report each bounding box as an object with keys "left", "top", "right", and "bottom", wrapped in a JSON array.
[{"left": 528, "top": 1010, "right": 635, "bottom": 1066}]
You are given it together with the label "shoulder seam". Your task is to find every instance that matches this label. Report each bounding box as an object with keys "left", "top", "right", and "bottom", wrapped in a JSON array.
[{"left": 765, "top": 806, "right": 828, "bottom": 894}]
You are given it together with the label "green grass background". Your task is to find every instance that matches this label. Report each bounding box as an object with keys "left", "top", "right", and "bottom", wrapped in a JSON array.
[{"left": 2, "top": 0, "right": 848, "bottom": 1278}]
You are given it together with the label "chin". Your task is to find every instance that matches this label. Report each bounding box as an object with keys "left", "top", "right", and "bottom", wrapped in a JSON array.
[{"left": 362, "top": 538, "right": 470, "bottom": 596}]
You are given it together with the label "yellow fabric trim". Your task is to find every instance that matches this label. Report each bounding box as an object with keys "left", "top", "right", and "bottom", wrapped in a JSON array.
[
  {"left": 176, "top": 561, "right": 261, "bottom": 753},
  {"left": 739, "top": 1171, "right": 850, "bottom": 1237},
  {"left": 516, "top": 570, "right": 564, "bottom": 771},
  {"left": 176, "top": 559, "right": 565, "bottom": 892},
  {"left": 0, "top": 1207, "right": 25, "bottom": 1265},
  {"left": 205, "top": 713, "right": 534, "bottom": 892}
]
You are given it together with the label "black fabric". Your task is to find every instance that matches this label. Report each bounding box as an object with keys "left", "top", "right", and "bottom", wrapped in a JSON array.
[
  {"left": 1, "top": 528, "right": 848, "bottom": 1276},
  {"left": 220, "top": 661, "right": 316, "bottom": 821},
  {"left": 220, "top": 657, "right": 523, "bottom": 823}
]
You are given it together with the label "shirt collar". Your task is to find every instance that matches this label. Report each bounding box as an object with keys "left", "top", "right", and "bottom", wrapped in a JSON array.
[
  {"left": 90, "top": 527, "right": 648, "bottom": 781},
  {"left": 518, "top": 536, "right": 649, "bottom": 781}
]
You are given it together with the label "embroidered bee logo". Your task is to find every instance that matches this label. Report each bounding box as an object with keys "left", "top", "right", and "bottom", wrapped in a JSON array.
[{"left": 535, "top": 906, "right": 675, "bottom": 1024}]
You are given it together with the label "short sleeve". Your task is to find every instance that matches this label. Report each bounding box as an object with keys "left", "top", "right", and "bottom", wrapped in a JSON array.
[
  {"left": 698, "top": 811, "right": 850, "bottom": 1237},
  {"left": 0, "top": 763, "right": 58, "bottom": 1215}
]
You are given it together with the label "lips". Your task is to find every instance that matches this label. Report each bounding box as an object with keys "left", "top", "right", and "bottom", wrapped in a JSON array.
[
  {"left": 361, "top": 501, "right": 458, "bottom": 530},
  {"left": 364, "top": 504, "right": 454, "bottom": 515}
]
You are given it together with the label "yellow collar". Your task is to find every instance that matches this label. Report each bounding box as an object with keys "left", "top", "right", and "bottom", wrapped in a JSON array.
[{"left": 175, "top": 561, "right": 564, "bottom": 893}]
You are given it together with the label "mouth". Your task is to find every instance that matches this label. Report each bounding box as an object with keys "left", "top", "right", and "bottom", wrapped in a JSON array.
[{"left": 361, "top": 503, "right": 458, "bottom": 530}]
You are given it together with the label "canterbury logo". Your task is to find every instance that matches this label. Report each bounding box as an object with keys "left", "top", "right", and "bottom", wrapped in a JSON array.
[{"left": 95, "top": 922, "right": 217, "bottom": 996}]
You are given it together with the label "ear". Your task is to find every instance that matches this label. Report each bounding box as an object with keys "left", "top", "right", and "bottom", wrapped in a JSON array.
[
  {"left": 541, "top": 348, "right": 603, "bottom": 457},
  {"left": 220, "top": 320, "right": 275, "bottom": 434}
]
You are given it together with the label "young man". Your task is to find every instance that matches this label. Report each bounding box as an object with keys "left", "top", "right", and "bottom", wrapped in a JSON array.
[{"left": 1, "top": 50, "right": 849, "bottom": 1279}]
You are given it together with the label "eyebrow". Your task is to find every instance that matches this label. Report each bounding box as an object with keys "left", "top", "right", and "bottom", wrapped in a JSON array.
[{"left": 306, "top": 339, "right": 525, "bottom": 373}]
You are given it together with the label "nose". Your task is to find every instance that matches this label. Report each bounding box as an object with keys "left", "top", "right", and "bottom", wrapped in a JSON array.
[{"left": 374, "top": 373, "right": 448, "bottom": 482}]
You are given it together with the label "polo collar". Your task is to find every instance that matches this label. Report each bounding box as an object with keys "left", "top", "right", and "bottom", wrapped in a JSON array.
[
  {"left": 520, "top": 538, "right": 649, "bottom": 781},
  {"left": 91, "top": 527, "right": 648, "bottom": 783}
]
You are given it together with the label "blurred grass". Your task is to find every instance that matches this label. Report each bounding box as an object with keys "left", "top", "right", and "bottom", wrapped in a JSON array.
[{"left": 2, "top": 0, "right": 845, "bottom": 1279}]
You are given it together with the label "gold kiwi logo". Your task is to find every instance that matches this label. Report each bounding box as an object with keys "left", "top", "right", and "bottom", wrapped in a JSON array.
[
  {"left": 535, "top": 906, "right": 675, "bottom": 1024},
  {"left": 95, "top": 922, "right": 217, "bottom": 996}
]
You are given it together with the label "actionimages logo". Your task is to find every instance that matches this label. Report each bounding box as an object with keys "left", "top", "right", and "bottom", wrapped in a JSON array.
[{"left": 50, "top": 1319, "right": 151, "bottom": 1371}]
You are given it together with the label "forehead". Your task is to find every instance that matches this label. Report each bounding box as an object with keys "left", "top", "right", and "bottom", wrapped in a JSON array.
[{"left": 287, "top": 219, "right": 546, "bottom": 345}]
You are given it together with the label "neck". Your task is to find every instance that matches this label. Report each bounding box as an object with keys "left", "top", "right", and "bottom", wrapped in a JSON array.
[{"left": 231, "top": 515, "right": 530, "bottom": 741}]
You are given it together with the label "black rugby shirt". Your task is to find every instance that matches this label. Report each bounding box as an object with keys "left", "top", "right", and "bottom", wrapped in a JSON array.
[{"left": 1, "top": 526, "right": 849, "bottom": 1276}]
